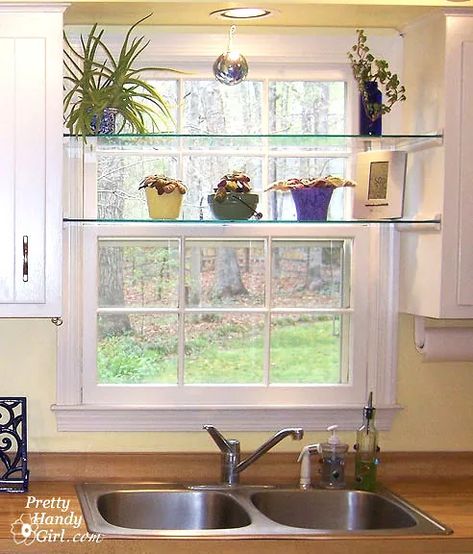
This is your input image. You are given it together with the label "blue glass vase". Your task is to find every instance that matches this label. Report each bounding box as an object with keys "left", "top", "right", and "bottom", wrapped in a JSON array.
[{"left": 359, "top": 81, "right": 382, "bottom": 136}]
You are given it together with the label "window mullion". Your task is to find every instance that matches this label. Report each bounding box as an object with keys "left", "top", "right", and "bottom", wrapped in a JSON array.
[
  {"left": 178, "top": 236, "right": 186, "bottom": 386},
  {"left": 263, "top": 237, "right": 272, "bottom": 386},
  {"left": 178, "top": 76, "right": 185, "bottom": 185},
  {"left": 262, "top": 78, "right": 270, "bottom": 218}
]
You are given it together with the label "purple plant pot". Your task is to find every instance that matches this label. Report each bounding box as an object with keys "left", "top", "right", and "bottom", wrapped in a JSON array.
[{"left": 291, "top": 187, "right": 335, "bottom": 221}]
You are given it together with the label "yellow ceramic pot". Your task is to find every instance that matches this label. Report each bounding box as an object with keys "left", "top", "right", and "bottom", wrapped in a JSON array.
[{"left": 145, "top": 188, "right": 185, "bottom": 219}]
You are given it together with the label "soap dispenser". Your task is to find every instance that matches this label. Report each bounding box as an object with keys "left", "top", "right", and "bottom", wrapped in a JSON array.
[
  {"left": 354, "top": 391, "right": 379, "bottom": 491},
  {"left": 317, "top": 425, "right": 349, "bottom": 489}
]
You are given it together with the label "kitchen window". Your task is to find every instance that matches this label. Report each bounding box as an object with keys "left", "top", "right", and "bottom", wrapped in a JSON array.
[
  {"left": 56, "top": 46, "right": 399, "bottom": 431},
  {"left": 81, "top": 224, "right": 370, "bottom": 408}
]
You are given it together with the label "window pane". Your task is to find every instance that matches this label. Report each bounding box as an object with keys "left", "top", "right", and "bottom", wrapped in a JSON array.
[
  {"left": 148, "top": 79, "right": 179, "bottom": 126},
  {"left": 185, "top": 240, "right": 265, "bottom": 308},
  {"left": 184, "top": 313, "right": 264, "bottom": 384},
  {"left": 183, "top": 80, "right": 263, "bottom": 138},
  {"left": 97, "top": 153, "right": 178, "bottom": 219},
  {"left": 98, "top": 240, "right": 179, "bottom": 308},
  {"left": 95, "top": 80, "right": 179, "bottom": 219},
  {"left": 97, "top": 314, "right": 178, "bottom": 384},
  {"left": 271, "top": 240, "right": 345, "bottom": 308},
  {"left": 270, "top": 314, "right": 343, "bottom": 384},
  {"left": 270, "top": 157, "right": 346, "bottom": 181},
  {"left": 269, "top": 81, "right": 345, "bottom": 135}
]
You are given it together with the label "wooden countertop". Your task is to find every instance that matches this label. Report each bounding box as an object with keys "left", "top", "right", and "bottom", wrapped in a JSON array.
[
  {"left": 0, "top": 478, "right": 472, "bottom": 553},
  {"left": 0, "top": 453, "right": 472, "bottom": 553}
]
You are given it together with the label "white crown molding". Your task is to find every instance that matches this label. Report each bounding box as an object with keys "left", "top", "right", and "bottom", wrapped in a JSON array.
[
  {"left": 64, "top": 25, "right": 402, "bottom": 65},
  {"left": 401, "top": 7, "right": 473, "bottom": 34}
]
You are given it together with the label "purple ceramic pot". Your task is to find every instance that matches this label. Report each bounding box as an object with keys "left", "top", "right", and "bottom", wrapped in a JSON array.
[{"left": 291, "top": 187, "right": 335, "bottom": 221}]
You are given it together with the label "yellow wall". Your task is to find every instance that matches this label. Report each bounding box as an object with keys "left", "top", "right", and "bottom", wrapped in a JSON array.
[{"left": 1, "top": 314, "right": 472, "bottom": 452}]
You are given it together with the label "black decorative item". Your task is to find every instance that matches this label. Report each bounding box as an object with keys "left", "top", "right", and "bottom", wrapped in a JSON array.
[
  {"left": 213, "top": 25, "right": 249, "bottom": 86},
  {"left": 0, "top": 397, "right": 29, "bottom": 493}
]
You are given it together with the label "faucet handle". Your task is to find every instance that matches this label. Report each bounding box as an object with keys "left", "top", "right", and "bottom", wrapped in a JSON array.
[{"left": 203, "top": 424, "right": 239, "bottom": 454}]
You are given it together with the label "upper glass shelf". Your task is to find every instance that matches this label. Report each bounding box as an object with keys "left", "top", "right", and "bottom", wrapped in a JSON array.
[
  {"left": 63, "top": 132, "right": 443, "bottom": 152},
  {"left": 63, "top": 133, "right": 442, "bottom": 138}
]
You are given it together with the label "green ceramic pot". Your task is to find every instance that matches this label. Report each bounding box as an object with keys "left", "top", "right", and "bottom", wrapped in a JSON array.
[{"left": 208, "top": 193, "right": 259, "bottom": 220}]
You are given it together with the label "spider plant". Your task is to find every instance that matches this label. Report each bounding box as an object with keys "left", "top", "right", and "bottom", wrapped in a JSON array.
[{"left": 64, "top": 14, "right": 180, "bottom": 137}]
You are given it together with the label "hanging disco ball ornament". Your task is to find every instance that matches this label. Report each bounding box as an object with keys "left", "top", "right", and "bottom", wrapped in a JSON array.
[{"left": 213, "top": 25, "right": 249, "bottom": 86}]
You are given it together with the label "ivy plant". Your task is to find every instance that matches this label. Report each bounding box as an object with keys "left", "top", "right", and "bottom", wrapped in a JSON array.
[{"left": 348, "top": 29, "right": 407, "bottom": 122}]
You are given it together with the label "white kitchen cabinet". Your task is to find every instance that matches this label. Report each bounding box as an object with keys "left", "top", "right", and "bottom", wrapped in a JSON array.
[
  {"left": 400, "top": 11, "right": 473, "bottom": 318},
  {"left": 0, "top": 7, "right": 63, "bottom": 317}
]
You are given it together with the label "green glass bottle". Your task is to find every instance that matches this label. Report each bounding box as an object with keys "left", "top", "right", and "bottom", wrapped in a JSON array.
[{"left": 354, "top": 392, "right": 379, "bottom": 491}]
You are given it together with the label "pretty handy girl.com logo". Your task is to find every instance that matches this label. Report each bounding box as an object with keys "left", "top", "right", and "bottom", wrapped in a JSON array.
[{"left": 10, "top": 495, "right": 103, "bottom": 546}]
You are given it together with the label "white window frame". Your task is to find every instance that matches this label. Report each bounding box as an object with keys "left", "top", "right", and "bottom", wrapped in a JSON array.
[
  {"left": 55, "top": 222, "right": 399, "bottom": 430},
  {"left": 84, "top": 224, "right": 364, "bottom": 405},
  {"left": 54, "top": 28, "right": 402, "bottom": 431}
]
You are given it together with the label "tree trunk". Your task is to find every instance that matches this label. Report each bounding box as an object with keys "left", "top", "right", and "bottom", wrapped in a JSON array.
[
  {"left": 305, "top": 247, "right": 324, "bottom": 292},
  {"left": 97, "top": 157, "right": 131, "bottom": 336},
  {"left": 214, "top": 248, "right": 247, "bottom": 298}
]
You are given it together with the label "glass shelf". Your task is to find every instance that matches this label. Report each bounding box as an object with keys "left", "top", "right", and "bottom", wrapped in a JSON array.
[
  {"left": 63, "top": 217, "right": 441, "bottom": 226},
  {"left": 64, "top": 132, "right": 443, "bottom": 152},
  {"left": 63, "top": 132, "right": 442, "bottom": 139},
  {"left": 64, "top": 132, "right": 443, "bottom": 227}
]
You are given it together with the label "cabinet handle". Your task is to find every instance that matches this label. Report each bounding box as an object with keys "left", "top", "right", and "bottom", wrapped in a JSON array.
[{"left": 22, "top": 235, "right": 29, "bottom": 282}]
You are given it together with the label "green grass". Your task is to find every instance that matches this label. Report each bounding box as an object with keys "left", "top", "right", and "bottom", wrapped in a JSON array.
[
  {"left": 97, "top": 319, "right": 341, "bottom": 385},
  {"left": 97, "top": 334, "right": 177, "bottom": 384}
]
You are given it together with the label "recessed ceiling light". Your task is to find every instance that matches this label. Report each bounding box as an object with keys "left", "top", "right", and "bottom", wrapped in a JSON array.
[{"left": 210, "top": 7, "right": 273, "bottom": 20}]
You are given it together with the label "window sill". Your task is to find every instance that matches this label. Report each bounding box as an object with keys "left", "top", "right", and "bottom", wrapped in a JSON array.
[{"left": 51, "top": 404, "right": 401, "bottom": 432}]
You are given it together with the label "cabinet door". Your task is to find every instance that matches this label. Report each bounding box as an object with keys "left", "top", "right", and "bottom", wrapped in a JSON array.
[
  {"left": 0, "top": 38, "right": 46, "bottom": 306},
  {"left": 0, "top": 12, "right": 62, "bottom": 317},
  {"left": 400, "top": 14, "right": 473, "bottom": 318},
  {"left": 0, "top": 38, "right": 16, "bottom": 304}
]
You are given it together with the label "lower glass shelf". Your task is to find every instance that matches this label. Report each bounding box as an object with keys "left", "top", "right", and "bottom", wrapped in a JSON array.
[{"left": 63, "top": 217, "right": 441, "bottom": 226}]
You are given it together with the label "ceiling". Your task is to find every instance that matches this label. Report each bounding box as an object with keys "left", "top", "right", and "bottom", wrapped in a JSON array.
[{"left": 63, "top": 2, "right": 472, "bottom": 28}]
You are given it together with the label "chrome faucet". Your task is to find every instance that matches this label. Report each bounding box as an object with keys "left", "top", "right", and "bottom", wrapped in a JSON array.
[{"left": 203, "top": 424, "right": 304, "bottom": 486}]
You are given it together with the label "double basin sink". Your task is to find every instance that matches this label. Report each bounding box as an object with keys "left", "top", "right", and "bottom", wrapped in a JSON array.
[{"left": 76, "top": 483, "right": 452, "bottom": 537}]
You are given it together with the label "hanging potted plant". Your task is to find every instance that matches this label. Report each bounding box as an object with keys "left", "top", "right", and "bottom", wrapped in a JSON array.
[
  {"left": 139, "top": 175, "right": 187, "bottom": 219},
  {"left": 348, "top": 29, "right": 406, "bottom": 136},
  {"left": 208, "top": 172, "right": 261, "bottom": 220},
  {"left": 63, "top": 13, "right": 180, "bottom": 137}
]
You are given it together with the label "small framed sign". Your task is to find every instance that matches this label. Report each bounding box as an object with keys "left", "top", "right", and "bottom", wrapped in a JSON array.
[{"left": 353, "top": 150, "right": 407, "bottom": 219}]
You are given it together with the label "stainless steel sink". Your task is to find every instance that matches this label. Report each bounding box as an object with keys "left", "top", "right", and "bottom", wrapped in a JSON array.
[
  {"left": 97, "top": 490, "right": 251, "bottom": 530},
  {"left": 251, "top": 489, "right": 417, "bottom": 531},
  {"left": 76, "top": 483, "right": 452, "bottom": 538}
]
